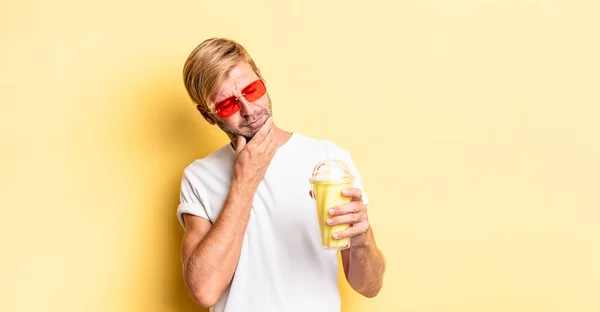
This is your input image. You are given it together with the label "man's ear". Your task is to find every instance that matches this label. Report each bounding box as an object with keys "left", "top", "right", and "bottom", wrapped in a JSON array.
[{"left": 197, "top": 106, "right": 216, "bottom": 125}]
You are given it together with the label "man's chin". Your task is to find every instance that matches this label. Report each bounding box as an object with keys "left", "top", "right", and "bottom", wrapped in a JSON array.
[
  {"left": 225, "top": 130, "right": 256, "bottom": 143},
  {"left": 242, "top": 130, "right": 258, "bottom": 142}
]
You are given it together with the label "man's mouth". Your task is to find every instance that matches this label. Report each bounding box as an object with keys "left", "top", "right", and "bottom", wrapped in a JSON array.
[
  {"left": 242, "top": 112, "right": 266, "bottom": 128},
  {"left": 246, "top": 118, "right": 262, "bottom": 128}
]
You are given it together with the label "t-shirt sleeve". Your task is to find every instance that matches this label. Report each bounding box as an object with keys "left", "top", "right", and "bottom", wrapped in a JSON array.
[
  {"left": 176, "top": 168, "right": 211, "bottom": 229},
  {"left": 342, "top": 151, "right": 371, "bottom": 206}
]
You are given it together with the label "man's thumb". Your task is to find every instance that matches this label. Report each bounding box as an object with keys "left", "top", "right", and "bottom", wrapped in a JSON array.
[{"left": 235, "top": 136, "right": 246, "bottom": 155}]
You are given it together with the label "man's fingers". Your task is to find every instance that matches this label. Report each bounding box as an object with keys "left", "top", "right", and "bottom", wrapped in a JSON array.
[
  {"left": 258, "top": 117, "right": 275, "bottom": 145},
  {"left": 332, "top": 222, "right": 370, "bottom": 240},
  {"left": 264, "top": 115, "right": 273, "bottom": 126},
  {"left": 257, "top": 124, "right": 275, "bottom": 148},
  {"left": 256, "top": 116, "right": 273, "bottom": 135},
  {"left": 341, "top": 187, "right": 363, "bottom": 202},
  {"left": 329, "top": 202, "right": 361, "bottom": 216},
  {"left": 326, "top": 213, "right": 362, "bottom": 226},
  {"left": 249, "top": 116, "right": 273, "bottom": 147},
  {"left": 309, "top": 188, "right": 363, "bottom": 204}
]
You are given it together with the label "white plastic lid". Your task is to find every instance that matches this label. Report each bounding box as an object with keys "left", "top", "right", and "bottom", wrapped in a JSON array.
[{"left": 309, "top": 159, "right": 355, "bottom": 184}]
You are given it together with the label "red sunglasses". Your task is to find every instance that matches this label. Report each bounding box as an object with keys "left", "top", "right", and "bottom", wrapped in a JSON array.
[{"left": 213, "top": 79, "right": 267, "bottom": 118}]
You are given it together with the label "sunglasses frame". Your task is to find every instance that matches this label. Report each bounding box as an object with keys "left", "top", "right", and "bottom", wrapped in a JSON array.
[{"left": 213, "top": 79, "right": 267, "bottom": 118}]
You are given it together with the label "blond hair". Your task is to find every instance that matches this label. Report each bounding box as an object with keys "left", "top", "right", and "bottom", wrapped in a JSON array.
[{"left": 182, "top": 38, "right": 263, "bottom": 113}]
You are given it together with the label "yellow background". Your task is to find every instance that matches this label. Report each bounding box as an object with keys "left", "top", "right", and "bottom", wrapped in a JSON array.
[{"left": 1, "top": 0, "right": 599, "bottom": 311}]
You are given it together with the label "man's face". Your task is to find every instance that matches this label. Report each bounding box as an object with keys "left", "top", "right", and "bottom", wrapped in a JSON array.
[{"left": 207, "top": 62, "right": 272, "bottom": 141}]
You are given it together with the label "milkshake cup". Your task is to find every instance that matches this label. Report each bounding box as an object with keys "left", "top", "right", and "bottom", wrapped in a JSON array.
[{"left": 309, "top": 158, "right": 355, "bottom": 250}]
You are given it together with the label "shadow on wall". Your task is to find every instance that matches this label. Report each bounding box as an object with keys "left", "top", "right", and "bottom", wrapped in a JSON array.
[
  {"left": 165, "top": 98, "right": 222, "bottom": 312},
  {"left": 135, "top": 71, "right": 224, "bottom": 312},
  {"left": 165, "top": 102, "right": 215, "bottom": 312}
]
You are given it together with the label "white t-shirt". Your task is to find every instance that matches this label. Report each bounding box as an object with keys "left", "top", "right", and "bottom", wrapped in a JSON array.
[{"left": 176, "top": 133, "right": 370, "bottom": 312}]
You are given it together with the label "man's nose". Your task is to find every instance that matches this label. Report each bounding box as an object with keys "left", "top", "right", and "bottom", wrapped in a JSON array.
[{"left": 238, "top": 96, "right": 255, "bottom": 116}]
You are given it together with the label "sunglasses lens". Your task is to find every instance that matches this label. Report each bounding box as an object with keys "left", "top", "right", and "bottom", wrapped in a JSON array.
[
  {"left": 241, "top": 80, "right": 266, "bottom": 102},
  {"left": 215, "top": 99, "right": 239, "bottom": 118}
]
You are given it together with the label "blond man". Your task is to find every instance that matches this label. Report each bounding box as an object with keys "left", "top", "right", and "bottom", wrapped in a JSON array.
[{"left": 177, "top": 37, "right": 385, "bottom": 312}]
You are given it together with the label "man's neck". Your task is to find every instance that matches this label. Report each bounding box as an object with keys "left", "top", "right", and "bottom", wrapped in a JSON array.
[{"left": 274, "top": 127, "right": 293, "bottom": 147}]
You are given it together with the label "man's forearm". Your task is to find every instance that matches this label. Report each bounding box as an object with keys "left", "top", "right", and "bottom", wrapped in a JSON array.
[
  {"left": 345, "top": 229, "right": 386, "bottom": 297},
  {"left": 185, "top": 180, "right": 256, "bottom": 305}
]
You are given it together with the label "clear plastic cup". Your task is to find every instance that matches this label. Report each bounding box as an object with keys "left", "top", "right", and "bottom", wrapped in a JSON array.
[{"left": 309, "top": 159, "right": 355, "bottom": 250}]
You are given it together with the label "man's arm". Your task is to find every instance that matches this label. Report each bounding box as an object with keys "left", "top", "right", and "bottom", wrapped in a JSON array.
[
  {"left": 180, "top": 118, "right": 277, "bottom": 307},
  {"left": 181, "top": 181, "right": 256, "bottom": 307},
  {"left": 341, "top": 225, "right": 386, "bottom": 297},
  {"left": 326, "top": 188, "right": 386, "bottom": 297}
]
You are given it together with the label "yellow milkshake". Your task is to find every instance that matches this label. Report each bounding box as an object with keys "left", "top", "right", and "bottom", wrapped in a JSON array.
[{"left": 309, "top": 159, "right": 355, "bottom": 250}]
